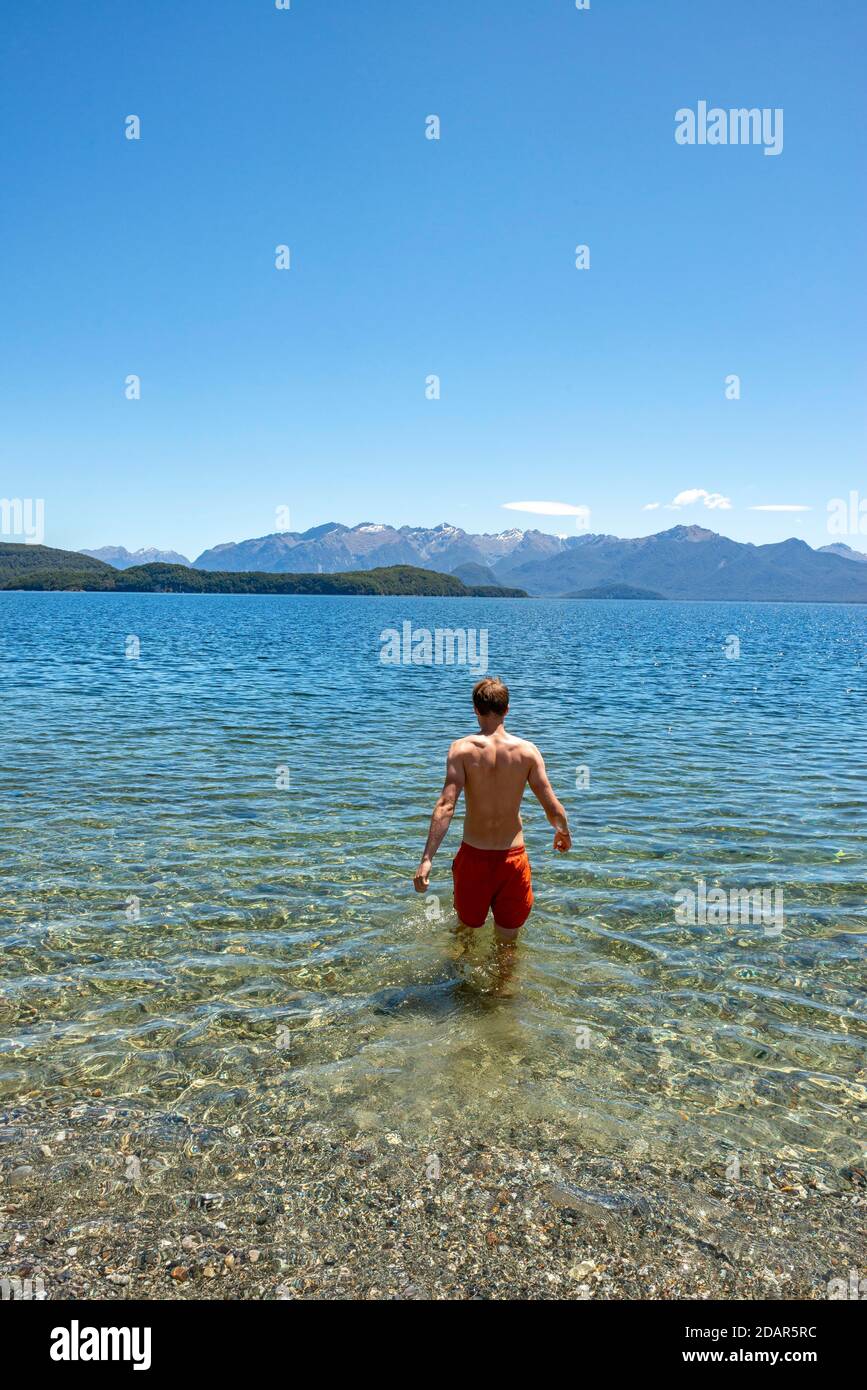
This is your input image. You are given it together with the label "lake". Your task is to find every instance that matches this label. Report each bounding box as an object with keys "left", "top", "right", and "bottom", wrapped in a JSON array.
[{"left": 1, "top": 592, "right": 865, "bottom": 1178}]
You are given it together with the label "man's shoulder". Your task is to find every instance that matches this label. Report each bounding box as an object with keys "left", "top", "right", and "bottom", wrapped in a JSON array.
[
  {"left": 506, "top": 732, "right": 539, "bottom": 755},
  {"left": 448, "top": 732, "right": 540, "bottom": 759},
  {"left": 449, "top": 733, "right": 481, "bottom": 755}
]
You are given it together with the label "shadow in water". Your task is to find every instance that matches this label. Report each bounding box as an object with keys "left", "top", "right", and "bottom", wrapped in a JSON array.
[{"left": 370, "top": 926, "right": 521, "bottom": 1021}]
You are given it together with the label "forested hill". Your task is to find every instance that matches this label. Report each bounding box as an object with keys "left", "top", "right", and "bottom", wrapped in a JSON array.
[{"left": 0, "top": 549, "right": 526, "bottom": 598}]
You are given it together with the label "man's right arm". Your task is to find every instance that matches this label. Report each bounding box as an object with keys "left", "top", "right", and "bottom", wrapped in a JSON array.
[
  {"left": 413, "top": 742, "right": 465, "bottom": 891},
  {"left": 528, "top": 746, "right": 572, "bottom": 852}
]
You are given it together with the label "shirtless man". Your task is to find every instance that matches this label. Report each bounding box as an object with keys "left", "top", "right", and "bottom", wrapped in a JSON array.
[{"left": 412, "top": 677, "right": 571, "bottom": 939}]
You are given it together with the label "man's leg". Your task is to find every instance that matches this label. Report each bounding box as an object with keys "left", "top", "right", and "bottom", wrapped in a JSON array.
[
  {"left": 489, "top": 929, "right": 519, "bottom": 996},
  {"left": 452, "top": 845, "right": 491, "bottom": 934},
  {"left": 451, "top": 919, "right": 479, "bottom": 956},
  {"left": 491, "top": 850, "right": 533, "bottom": 939}
]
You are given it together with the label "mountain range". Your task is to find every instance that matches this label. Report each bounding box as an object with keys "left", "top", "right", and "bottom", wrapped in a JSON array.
[
  {"left": 77, "top": 523, "right": 867, "bottom": 602},
  {"left": 80, "top": 545, "right": 192, "bottom": 569}
]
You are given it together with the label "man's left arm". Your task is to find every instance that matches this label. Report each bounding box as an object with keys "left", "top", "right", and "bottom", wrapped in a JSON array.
[
  {"left": 528, "top": 746, "right": 572, "bottom": 852},
  {"left": 413, "top": 743, "right": 465, "bottom": 892}
]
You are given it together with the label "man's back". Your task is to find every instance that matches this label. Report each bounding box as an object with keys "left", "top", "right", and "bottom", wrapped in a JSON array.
[
  {"left": 413, "top": 678, "right": 571, "bottom": 937},
  {"left": 454, "top": 728, "right": 535, "bottom": 851}
]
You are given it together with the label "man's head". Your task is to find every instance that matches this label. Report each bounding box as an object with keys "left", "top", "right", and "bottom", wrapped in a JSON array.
[{"left": 472, "top": 677, "right": 509, "bottom": 723}]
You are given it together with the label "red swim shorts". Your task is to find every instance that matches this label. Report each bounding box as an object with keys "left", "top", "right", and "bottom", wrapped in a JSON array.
[{"left": 451, "top": 842, "right": 534, "bottom": 930}]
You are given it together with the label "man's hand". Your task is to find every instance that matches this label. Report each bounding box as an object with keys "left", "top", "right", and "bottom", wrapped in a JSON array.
[
  {"left": 413, "top": 857, "right": 432, "bottom": 892},
  {"left": 553, "top": 827, "right": 572, "bottom": 853}
]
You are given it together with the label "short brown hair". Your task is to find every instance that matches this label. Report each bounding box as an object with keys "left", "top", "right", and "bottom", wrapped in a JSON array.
[{"left": 472, "top": 677, "right": 509, "bottom": 715}]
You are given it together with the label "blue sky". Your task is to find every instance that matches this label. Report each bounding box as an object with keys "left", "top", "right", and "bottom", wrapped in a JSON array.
[{"left": 2, "top": 0, "right": 864, "bottom": 560}]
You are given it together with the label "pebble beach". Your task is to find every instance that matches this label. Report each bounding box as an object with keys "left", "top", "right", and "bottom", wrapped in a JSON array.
[{"left": 3, "top": 1099, "right": 864, "bottom": 1301}]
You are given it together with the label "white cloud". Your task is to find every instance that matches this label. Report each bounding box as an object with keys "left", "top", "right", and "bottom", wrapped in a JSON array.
[
  {"left": 503, "top": 500, "right": 590, "bottom": 519},
  {"left": 670, "top": 488, "right": 732, "bottom": 511},
  {"left": 643, "top": 502, "right": 661, "bottom": 511},
  {"left": 749, "top": 504, "right": 811, "bottom": 512}
]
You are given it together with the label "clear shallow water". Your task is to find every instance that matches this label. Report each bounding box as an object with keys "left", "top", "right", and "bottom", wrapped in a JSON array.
[{"left": 0, "top": 593, "right": 865, "bottom": 1174}]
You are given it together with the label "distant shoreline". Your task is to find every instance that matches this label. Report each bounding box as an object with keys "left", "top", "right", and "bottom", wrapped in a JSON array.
[{"left": 4, "top": 589, "right": 867, "bottom": 605}]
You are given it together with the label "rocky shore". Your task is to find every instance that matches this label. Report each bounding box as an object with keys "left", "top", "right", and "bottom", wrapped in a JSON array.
[{"left": 2, "top": 1100, "right": 864, "bottom": 1301}]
